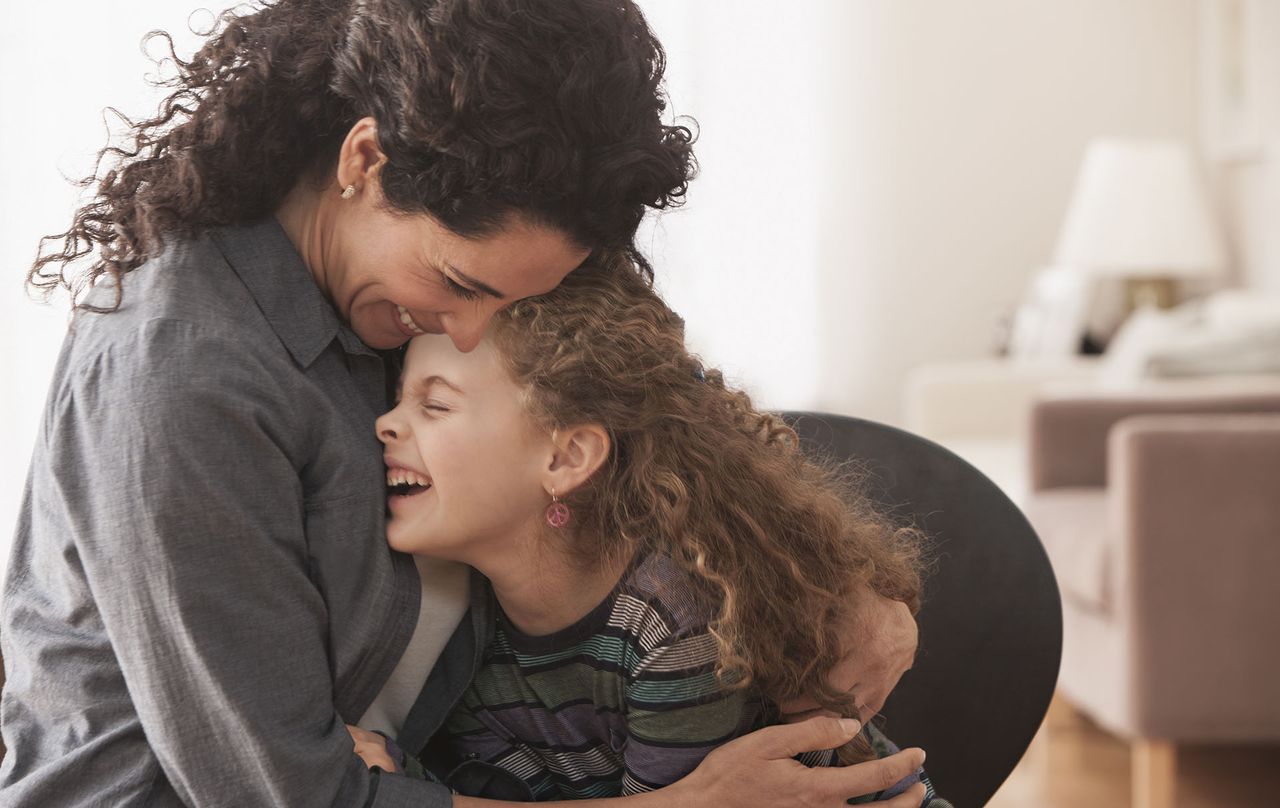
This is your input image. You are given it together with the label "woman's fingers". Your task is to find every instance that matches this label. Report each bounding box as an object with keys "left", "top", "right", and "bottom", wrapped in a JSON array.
[
  {"left": 673, "top": 717, "right": 928, "bottom": 807},
  {"left": 885, "top": 782, "right": 929, "bottom": 807},
  {"left": 351, "top": 739, "right": 397, "bottom": 771},
  {"left": 778, "top": 706, "right": 844, "bottom": 724},
  {"left": 811, "top": 748, "right": 927, "bottom": 803},
  {"left": 737, "top": 715, "right": 862, "bottom": 759},
  {"left": 345, "top": 724, "right": 397, "bottom": 771},
  {"left": 346, "top": 724, "right": 378, "bottom": 744}
]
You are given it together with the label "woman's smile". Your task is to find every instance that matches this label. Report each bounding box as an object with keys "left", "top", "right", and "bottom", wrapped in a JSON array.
[{"left": 394, "top": 303, "right": 428, "bottom": 337}]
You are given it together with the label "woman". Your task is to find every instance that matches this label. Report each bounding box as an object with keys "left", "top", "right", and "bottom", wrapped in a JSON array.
[{"left": 1, "top": 1, "right": 922, "bottom": 806}]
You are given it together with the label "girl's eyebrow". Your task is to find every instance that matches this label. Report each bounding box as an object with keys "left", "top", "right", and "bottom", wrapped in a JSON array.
[{"left": 414, "top": 374, "right": 465, "bottom": 396}]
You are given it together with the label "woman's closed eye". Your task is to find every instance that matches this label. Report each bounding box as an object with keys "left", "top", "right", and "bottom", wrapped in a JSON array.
[
  {"left": 420, "top": 400, "right": 451, "bottom": 413},
  {"left": 442, "top": 273, "right": 481, "bottom": 301}
]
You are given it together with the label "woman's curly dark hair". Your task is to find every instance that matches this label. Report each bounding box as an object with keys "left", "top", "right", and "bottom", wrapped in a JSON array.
[{"left": 30, "top": 0, "right": 696, "bottom": 311}]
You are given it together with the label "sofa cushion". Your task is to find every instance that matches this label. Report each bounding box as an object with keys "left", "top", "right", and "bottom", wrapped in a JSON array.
[
  {"left": 1023, "top": 488, "right": 1111, "bottom": 614},
  {"left": 939, "top": 438, "right": 1027, "bottom": 506}
]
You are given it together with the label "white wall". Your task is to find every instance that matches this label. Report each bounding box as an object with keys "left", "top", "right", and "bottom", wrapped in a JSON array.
[
  {"left": 636, "top": 1, "right": 830, "bottom": 408},
  {"left": 1, "top": 3, "right": 206, "bottom": 575},
  {"left": 1210, "top": 0, "right": 1280, "bottom": 291},
  {"left": 640, "top": 0, "right": 1201, "bottom": 422}
]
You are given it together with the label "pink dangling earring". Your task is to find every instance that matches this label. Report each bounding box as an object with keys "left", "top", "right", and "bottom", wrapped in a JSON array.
[{"left": 545, "top": 489, "right": 572, "bottom": 529}]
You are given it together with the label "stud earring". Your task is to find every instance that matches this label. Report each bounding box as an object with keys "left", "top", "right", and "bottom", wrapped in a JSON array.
[
  {"left": 545, "top": 489, "right": 572, "bottom": 529},
  {"left": 341, "top": 184, "right": 357, "bottom": 200}
]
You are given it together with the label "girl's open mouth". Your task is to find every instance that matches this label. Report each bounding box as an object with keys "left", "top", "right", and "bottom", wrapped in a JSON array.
[
  {"left": 386, "top": 468, "right": 433, "bottom": 498},
  {"left": 388, "top": 482, "right": 432, "bottom": 497}
]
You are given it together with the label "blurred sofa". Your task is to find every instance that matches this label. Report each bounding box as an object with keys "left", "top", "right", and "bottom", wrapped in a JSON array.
[
  {"left": 1025, "top": 381, "right": 1280, "bottom": 807},
  {"left": 905, "top": 290, "right": 1280, "bottom": 808},
  {"left": 903, "top": 356, "right": 1101, "bottom": 505}
]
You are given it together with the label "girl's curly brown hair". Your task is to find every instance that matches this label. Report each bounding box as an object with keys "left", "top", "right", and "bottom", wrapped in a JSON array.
[
  {"left": 490, "top": 255, "right": 927, "bottom": 764},
  {"left": 30, "top": 0, "right": 695, "bottom": 311}
]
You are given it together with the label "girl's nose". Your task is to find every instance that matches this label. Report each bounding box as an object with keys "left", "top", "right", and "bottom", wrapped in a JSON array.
[{"left": 375, "top": 411, "right": 400, "bottom": 442}]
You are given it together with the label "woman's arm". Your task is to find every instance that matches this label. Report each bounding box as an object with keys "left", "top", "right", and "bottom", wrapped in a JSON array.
[
  {"left": 38, "top": 324, "right": 449, "bottom": 807},
  {"left": 779, "top": 593, "right": 919, "bottom": 722},
  {"left": 454, "top": 718, "right": 928, "bottom": 808}
]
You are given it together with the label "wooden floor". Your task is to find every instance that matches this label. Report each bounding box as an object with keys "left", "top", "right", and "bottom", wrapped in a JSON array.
[{"left": 986, "top": 694, "right": 1280, "bottom": 807}]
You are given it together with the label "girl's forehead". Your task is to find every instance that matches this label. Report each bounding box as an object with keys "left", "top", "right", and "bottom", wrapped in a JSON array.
[{"left": 403, "top": 333, "right": 513, "bottom": 391}]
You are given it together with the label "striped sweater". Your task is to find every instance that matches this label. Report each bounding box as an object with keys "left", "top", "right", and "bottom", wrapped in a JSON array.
[{"left": 442, "top": 554, "right": 937, "bottom": 802}]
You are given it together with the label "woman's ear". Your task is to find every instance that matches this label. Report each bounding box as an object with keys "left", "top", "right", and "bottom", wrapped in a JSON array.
[
  {"left": 544, "top": 424, "right": 610, "bottom": 496},
  {"left": 336, "top": 117, "right": 388, "bottom": 194}
]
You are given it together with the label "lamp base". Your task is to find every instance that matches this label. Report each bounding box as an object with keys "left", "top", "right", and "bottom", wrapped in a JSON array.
[{"left": 1124, "top": 277, "right": 1179, "bottom": 311}]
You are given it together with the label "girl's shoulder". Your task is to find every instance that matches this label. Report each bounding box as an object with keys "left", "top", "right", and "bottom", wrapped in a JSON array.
[{"left": 609, "top": 554, "right": 715, "bottom": 656}]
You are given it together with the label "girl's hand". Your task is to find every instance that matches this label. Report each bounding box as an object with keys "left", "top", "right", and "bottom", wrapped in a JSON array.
[
  {"left": 345, "top": 724, "right": 398, "bottom": 772},
  {"left": 670, "top": 716, "right": 927, "bottom": 808}
]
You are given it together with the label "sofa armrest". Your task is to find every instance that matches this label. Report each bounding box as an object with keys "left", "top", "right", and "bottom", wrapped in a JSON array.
[
  {"left": 1108, "top": 413, "right": 1280, "bottom": 739},
  {"left": 903, "top": 357, "right": 1100, "bottom": 441},
  {"left": 1028, "top": 385, "right": 1280, "bottom": 490}
]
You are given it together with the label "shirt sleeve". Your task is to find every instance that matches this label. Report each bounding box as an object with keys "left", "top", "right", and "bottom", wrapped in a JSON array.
[
  {"left": 442, "top": 693, "right": 523, "bottom": 769},
  {"left": 440, "top": 694, "right": 539, "bottom": 800},
  {"left": 48, "top": 321, "right": 450, "bottom": 808},
  {"left": 622, "top": 629, "right": 756, "bottom": 794}
]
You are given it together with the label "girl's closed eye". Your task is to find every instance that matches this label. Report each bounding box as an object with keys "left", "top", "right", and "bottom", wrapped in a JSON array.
[{"left": 421, "top": 401, "right": 450, "bottom": 413}]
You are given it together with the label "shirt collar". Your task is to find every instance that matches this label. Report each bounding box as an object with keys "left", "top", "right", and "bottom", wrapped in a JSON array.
[{"left": 211, "top": 217, "right": 374, "bottom": 367}]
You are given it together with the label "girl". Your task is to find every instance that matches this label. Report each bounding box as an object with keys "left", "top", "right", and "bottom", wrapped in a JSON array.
[{"left": 364, "top": 254, "right": 945, "bottom": 806}]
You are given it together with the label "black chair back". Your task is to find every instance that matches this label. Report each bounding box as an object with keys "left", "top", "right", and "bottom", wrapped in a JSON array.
[{"left": 782, "top": 411, "right": 1061, "bottom": 807}]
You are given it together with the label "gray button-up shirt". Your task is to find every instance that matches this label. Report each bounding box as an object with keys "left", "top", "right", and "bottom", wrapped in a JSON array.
[{"left": 1, "top": 219, "right": 486, "bottom": 806}]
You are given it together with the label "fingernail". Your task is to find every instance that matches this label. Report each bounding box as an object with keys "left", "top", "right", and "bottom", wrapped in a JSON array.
[
  {"left": 919, "top": 749, "right": 927, "bottom": 763},
  {"left": 839, "top": 718, "right": 861, "bottom": 734}
]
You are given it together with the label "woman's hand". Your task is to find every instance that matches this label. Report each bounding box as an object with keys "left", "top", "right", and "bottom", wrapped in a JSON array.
[
  {"left": 454, "top": 717, "right": 926, "bottom": 808},
  {"left": 780, "top": 593, "right": 918, "bottom": 722},
  {"left": 346, "top": 724, "right": 398, "bottom": 772},
  {"left": 669, "top": 716, "right": 927, "bottom": 808}
]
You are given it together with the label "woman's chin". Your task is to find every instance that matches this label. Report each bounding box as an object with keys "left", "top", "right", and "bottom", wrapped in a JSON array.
[{"left": 360, "top": 329, "right": 409, "bottom": 351}]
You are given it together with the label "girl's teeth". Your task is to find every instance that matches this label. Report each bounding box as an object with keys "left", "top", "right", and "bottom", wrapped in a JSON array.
[{"left": 387, "top": 470, "right": 432, "bottom": 487}]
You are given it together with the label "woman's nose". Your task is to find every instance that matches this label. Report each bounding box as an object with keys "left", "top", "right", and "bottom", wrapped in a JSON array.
[{"left": 442, "top": 311, "right": 488, "bottom": 353}]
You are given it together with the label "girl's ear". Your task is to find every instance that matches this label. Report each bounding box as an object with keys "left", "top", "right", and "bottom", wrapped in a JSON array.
[{"left": 544, "top": 424, "right": 610, "bottom": 496}]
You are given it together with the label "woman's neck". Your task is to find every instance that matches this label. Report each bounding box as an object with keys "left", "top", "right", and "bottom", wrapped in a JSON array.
[
  {"left": 472, "top": 525, "right": 633, "bottom": 637},
  {"left": 275, "top": 180, "right": 337, "bottom": 299}
]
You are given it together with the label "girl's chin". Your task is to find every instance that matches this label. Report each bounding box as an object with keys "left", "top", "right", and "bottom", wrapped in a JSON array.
[
  {"left": 384, "top": 522, "right": 419, "bottom": 554},
  {"left": 385, "top": 526, "right": 455, "bottom": 561}
]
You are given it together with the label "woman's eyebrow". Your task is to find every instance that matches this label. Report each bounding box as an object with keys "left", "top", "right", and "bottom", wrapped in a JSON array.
[{"left": 445, "top": 263, "right": 506, "bottom": 300}]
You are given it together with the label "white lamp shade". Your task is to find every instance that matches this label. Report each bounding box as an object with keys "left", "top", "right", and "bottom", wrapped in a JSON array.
[{"left": 1053, "top": 139, "right": 1227, "bottom": 278}]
